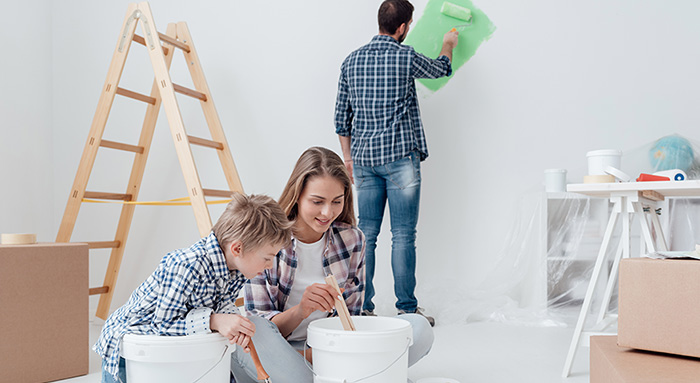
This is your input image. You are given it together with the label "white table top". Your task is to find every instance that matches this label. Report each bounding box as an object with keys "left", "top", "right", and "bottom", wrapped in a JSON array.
[{"left": 567, "top": 180, "right": 700, "bottom": 198}]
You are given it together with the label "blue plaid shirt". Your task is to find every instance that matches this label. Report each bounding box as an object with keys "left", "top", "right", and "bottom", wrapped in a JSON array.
[
  {"left": 94, "top": 232, "right": 247, "bottom": 379},
  {"left": 244, "top": 222, "right": 365, "bottom": 322},
  {"left": 334, "top": 35, "right": 452, "bottom": 167}
]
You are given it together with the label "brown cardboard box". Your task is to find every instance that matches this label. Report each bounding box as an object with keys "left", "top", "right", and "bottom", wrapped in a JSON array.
[
  {"left": 618, "top": 257, "right": 700, "bottom": 359},
  {"left": 591, "top": 335, "right": 700, "bottom": 382},
  {"left": 0, "top": 243, "right": 89, "bottom": 383}
]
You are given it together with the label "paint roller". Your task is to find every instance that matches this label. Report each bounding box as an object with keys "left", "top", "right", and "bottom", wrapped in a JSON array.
[{"left": 441, "top": 1, "right": 473, "bottom": 31}]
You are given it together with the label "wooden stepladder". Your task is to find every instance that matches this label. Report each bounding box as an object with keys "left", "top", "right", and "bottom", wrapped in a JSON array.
[{"left": 56, "top": 2, "right": 243, "bottom": 319}]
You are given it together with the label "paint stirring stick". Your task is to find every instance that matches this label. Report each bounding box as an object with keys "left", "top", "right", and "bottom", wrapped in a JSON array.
[{"left": 324, "top": 274, "right": 356, "bottom": 331}]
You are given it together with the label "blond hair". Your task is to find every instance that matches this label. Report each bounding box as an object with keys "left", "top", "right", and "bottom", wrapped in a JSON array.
[
  {"left": 278, "top": 147, "right": 356, "bottom": 226},
  {"left": 212, "top": 193, "right": 292, "bottom": 251}
]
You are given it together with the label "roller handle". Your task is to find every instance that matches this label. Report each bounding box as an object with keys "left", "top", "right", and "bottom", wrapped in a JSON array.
[{"left": 247, "top": 341, "right": 270, "bottom": 381}]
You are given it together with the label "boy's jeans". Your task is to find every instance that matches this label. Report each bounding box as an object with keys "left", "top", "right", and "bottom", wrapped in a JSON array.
[
  {"left": 354, "top": 151, "right": 421, "bottom": 313},
  {"left": 101, "top": 357, "right": 126, "bottom": 383}
]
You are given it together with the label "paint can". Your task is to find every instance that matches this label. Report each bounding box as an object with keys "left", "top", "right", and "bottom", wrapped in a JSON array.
[
  {"left": 120, "top": 333, "right": 233, "bottom": 383},
  {"left": 586, "top": 150, "right": 622, "bottom": 176},
  {"left": 307, "top": 316, "right": 412, "bottom": 383},
  {"left": 544, "top": 169, "right": 567, "bottom": 192}
]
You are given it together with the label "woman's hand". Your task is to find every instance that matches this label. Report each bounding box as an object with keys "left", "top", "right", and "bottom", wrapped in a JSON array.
[
  {"left": 210, "top": 313, "right": 255, "bottom": 352},
  {"left": 298, "top": 283, "right": 338, "bottom": 318}
]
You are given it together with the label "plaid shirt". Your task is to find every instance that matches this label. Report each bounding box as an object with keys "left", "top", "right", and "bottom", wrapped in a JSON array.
[
  {"left": 334, "top": 35, "right": 452, "bottom": 167},
  {"left": 244, "top": 222, "right": 365, "bottom": 322},
  {"left": 94, "top": 232, "right": 246, "bottom": 378}
]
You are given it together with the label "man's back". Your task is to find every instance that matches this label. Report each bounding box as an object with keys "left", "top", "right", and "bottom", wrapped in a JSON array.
[{"left": 335, "top": 35, "right": 451, "bottom": 167}]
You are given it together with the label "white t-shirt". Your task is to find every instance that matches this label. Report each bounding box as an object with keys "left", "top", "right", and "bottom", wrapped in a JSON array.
[{"left": 285, "top": 233, "right": 328, "bottom": 341}]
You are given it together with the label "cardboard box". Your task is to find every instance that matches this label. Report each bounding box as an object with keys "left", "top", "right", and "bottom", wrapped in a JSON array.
[
  {"left": 618, "top": 257, "right": 700, "bottom": 359},
  {"left": 591, "top": 335, "right": 700, "bottom": 383},
  {"left": 0, "top": 243, "right": 89, "bottom": 383}
]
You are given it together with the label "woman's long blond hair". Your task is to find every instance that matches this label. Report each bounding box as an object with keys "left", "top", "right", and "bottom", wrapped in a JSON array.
[{"left": 278, "top": 147, "right": 356, "bottom": 226}]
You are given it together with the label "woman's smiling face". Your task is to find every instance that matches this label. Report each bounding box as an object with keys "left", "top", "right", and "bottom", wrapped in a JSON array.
[{"left": 294, "top": 175, "right": 345, "bottom": 243}]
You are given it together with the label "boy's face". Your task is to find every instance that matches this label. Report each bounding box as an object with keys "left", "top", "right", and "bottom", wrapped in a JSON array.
[{"left": 225, "top": 241, "right": 281, "bottom": 279}]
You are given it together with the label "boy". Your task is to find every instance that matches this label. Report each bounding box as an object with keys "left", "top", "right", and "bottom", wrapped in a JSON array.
[{"left": 94, "top": 193, "right": 292, "bottom": 383}]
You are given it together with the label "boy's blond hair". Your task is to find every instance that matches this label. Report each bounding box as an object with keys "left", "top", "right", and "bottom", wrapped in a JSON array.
[{"left": 212, "top": 193, "right": 292, "bottom": 252}]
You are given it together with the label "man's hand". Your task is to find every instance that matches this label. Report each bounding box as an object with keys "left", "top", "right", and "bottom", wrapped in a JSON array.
[
  {"left": 210, "top": 313, "right": 255, "bottom": 352},
  {"left": 440, "top": 30, "right": 459, "bottom": 61}
]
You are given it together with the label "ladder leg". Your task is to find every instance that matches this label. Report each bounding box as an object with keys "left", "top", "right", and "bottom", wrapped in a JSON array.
[
  {"left": 562, "top": 201, "right": 620, "bottom": 377},
  {"left": 176, "top": 22, "right": 244, "bottom": 194},
  {"left": 138, "top": 3, "right": 212, "bottom": 237},
  {"left": 56, "top": 3, "right": 139, "bottom": 242},
  {"left": 94, "top": 23, "right": 179, "bottom": 320}
]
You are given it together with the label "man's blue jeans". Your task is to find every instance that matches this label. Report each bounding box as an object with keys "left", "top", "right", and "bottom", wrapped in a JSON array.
[{"left": 354, "top": 151, "right": 421, "bottom": 312}]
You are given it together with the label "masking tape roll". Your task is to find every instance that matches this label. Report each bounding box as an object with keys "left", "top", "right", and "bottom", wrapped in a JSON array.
[
  {"left": 583, "top": 175, "right": 615, "bottom": 184},
  {"left": 604, "top": 166, "right": 631, "bottom": 182},
  {"left": 0, "top": 233, "right": 37, "bottom": 245}
]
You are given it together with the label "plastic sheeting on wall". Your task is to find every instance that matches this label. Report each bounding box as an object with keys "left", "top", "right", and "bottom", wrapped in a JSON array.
[{"left": 446, "top": 134, "right": 700, "bottom": 327}]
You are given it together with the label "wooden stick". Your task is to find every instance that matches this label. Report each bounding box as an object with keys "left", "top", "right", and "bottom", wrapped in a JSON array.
[
  {"left": 188, "top": 135, "right": 223, "bottom": 150},
  {"left": 325, "top": 274, "right": 356, "bottom": 331},
  {"left": 99, "top": 139, "right": 144, "bottom": 154},
  {"left": 247, "top": 341, "right": 270, "bottom": 381},
  {"left": 173, "top": 83, "right": 207, "bottom": 101},
  {"left": 202, "top": 188, "right": 234, "bottom": 198}
]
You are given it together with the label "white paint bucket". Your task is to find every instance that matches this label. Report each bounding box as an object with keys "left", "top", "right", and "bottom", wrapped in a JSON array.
[
  {"left": 307, "top": 316, "right": 412, "bottom": 383},
  {"left": 544, "top": 169, "right": 567, "bottom": 192},
  {"left": 120, "top": 333, "right": 233, "bottom": 383},
  {"left": 586, "top": 150, "right": 622, "bottom": 176}
]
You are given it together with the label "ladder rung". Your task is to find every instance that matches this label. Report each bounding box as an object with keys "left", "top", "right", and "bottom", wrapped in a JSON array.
[
  {"left": 173, "top": 83, "right": 207, "bottom": 101},
  {"left": 203, "top": 189, "right": 234, "bottom": 198},
  {"left": 84, "top": 191, "right": 133, "bottom": 201},
  {"left": 188, "top": 135, "right": 223, "bottom": 150},
  {"left": 100, "top": 139, "right": 145, "bottom": 154},
  {"left": 87, "top": 241, "right": 121, "bottom": 249},
  {"left": 89, "top": 286, "right": 110, "bottom": 295},
  {"left": 158, "top": 32, "right": 191, "bottom": 53},
  {"left": 132, "top": 34, "right": 169, "bottom": 55},
  {"left": 116, "top": 87, "right": 156, "bottom": 105}
]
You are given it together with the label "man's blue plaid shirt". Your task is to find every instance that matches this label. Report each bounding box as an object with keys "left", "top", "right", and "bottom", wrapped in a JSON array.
[
  {"left": 334, "top": 35, "right": 452, "bottom": 167},
  {"left": 93, "top": 232, "right": 246, "bottom": 379}
]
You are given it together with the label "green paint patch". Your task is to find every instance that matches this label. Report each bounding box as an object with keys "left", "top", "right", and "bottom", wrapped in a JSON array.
[{"left": 404, "top": 0, "right": 496, "bottom": 92}]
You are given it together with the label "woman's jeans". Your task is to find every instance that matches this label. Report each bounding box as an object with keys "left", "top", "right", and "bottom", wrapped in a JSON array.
[
  {"left": 231, "top": 314, "right": 433, "bottom": 383},
  {"left": 353, "top": 151, "right": 421, "bottom": 313}
]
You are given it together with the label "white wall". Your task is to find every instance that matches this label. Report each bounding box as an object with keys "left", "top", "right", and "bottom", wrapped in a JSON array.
[
  {"left": 3, "top": 0, "right": 700, "bottom": 316},
  {"left": 0, "top": 1, "right": 54, "bottom": 239}
]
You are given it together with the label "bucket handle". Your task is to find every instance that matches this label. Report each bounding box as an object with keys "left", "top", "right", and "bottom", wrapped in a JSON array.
[
  {"left": 303, "top": 337, "right": 411, "bottom": 383},
  {"left": 192, "top": 344, "right": 230, "bottom": 383}
]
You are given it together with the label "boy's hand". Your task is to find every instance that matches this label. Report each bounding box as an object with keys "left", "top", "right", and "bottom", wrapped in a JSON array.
[
  {"left": 298, "top": 283, "right": 338, "bottom": 318},
  {"left": 210, "top": 313, "right": 255, "bottom": 352}
]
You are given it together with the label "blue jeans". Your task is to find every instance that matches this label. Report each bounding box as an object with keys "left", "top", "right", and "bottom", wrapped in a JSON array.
[
  {"left": 101, "top": 357, "right": 126, "bottom": 383},
  {"left": 354, "top": 151, "right": 421, "bottom": 312},
  {"left": 231, "top": 314, "right": 433, "bottom": 383}
]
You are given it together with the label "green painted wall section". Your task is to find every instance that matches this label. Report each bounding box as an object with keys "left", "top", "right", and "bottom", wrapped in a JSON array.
[{"left": 404, "top": 0, "right": 496, "bottom": 92}]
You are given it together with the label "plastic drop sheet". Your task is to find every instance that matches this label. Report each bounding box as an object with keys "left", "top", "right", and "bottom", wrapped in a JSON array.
[{"left": 441, "top": 134, "right": 700, "bottom": 327}]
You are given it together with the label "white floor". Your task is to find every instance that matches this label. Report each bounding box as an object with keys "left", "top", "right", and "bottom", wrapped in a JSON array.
[{"left": 58, "top": 318, "right": 592, "bottom": 383}]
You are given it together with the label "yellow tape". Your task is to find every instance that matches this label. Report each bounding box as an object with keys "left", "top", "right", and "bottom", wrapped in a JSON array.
[{"left": 82, "top": 196, "right": 232, "bottom": 206}]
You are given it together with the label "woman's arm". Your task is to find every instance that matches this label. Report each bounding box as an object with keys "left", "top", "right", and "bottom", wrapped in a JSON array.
[{"left": 271, "top": 283, "right": 338, "bottom": 338}]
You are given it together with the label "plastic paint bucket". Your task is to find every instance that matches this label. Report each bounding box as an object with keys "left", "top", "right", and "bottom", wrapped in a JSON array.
[
  {"left": 544, "top": 169, "right": 567, "bottom": 192},
  {"left": 307, "top": 316, "right": 413, "bottom": 383},
  {"left": 586, "top": 150, "right": 622, "bottom": 176},
  {"left": 120, "top": 333, "right": 233, "bottom": 383}
]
